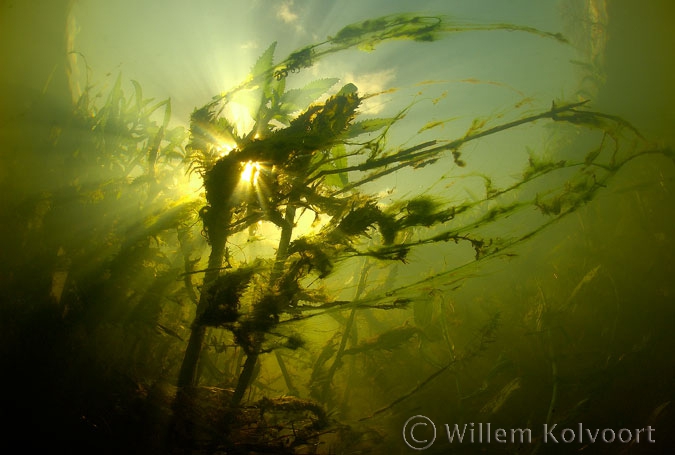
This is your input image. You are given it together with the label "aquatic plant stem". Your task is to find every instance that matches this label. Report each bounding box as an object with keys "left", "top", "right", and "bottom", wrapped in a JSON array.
[
  {"left": 176, "top": 212, "right": 231, "bottom": 388},
  {"left": 231, "top": 198, "right": 298, "bottom": 406},
  {"left": 275, "top": 350, "right": 298, "bottom": 396},
  {"left": 532, "top": 284, "right": 558, "bottom": 455},
  {"left": 328, "top": 100, "right": 592, "bottom": 194},
  {"left": 321, "top": 259, "right": 370, "bottom": 401}
]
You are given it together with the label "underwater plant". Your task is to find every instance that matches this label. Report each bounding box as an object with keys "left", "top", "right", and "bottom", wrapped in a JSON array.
[
  {"left": 4, "top": 6, "right": 674, "bottom": 455},
  {"left": 161, "top": 11, "right": 673, "bottom": 452}
]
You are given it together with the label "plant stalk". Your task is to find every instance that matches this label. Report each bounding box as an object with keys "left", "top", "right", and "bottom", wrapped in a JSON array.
[
  {"left": 176, "top": 210, "right": 231, "bottom": 388},
  {"left": 231, "top": 197, "right": 298, "bottom": 406}
]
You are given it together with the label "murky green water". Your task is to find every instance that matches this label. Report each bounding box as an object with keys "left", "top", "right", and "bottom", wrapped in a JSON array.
[{"left": 1, "top": 1, "right": 673, "bottom": 453}]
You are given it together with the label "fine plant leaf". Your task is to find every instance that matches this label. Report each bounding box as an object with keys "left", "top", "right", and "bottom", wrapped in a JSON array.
[
  {"left": 250, "top": 41, "right": 277, "bottom": 80},
  {"left": 320, "top": 144, "right": 349, "bottom": 188},
  {"left": 330, "top": 14, "right": 442, "bottom": 51},
  {"left": 162, "top": 98, "right": 172, "bottom": 130},
  {"left": 345, "top": 117, "right": 398, "bottom": 139},
  {"left": 279, "top": 78, "right": 340, "bottom": 114},
  {"left": 417, "top": 117, "right": 459, "bottom": 133},
  {"left": 147, "top": 99, "right": 171, "bottom": 121},
  {"left": 479, "top": 377, "right": 521, "bottom": 416},
  {"left": 131, "top": 79, "right": 143, "bottom": 113}
]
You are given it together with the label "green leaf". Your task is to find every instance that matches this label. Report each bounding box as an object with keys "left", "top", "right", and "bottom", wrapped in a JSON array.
[
  {"left": 101, "top": 72, "right": 123, "bottom": 124},
  {"left": 345, "top": 117, "right": 397, "bottom": 139},
  {"left": 250, "top": 41, "right": 277, "bottom": 79},
  {"left": 131, "top": 79, "right": 143, "bottom": 112},
  {"left": 321, "top": 144, "right": 349, "bottom": 188},
  {"left": 279, "top": 78, "right": 340, "bottom": 113},
  {"left": 147, "top": 99, "right": 170, "bottom": 119},
  {"left": 330, "top": 14, "right": 442, "bottom": 51},
  {"left": 162, "top": 98, "right": 172, "bottom": 129}
]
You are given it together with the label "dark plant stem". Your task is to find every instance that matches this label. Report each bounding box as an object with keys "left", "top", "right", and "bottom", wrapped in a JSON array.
[
  {"left": 230, "top": 340, "right": 261, "bottom": 405},
  {"left": 275, "top": 350, "right": 298, "bottom": 395},
  {"left": 231, "top": 196, "right": 298, "bottom": 406},
  {"left": 177, "top": 211, "right": 231, "bottom": 388}
]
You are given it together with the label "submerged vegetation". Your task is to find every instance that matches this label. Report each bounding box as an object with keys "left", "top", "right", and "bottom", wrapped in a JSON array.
[{"left": 2, "top": 9, "right": 674, "bottom": 455}]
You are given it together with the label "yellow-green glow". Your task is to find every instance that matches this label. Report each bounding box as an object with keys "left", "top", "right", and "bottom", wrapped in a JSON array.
[
  {"left": 241, "top": 161, "right": 261, "bottom": 185},
  {"left": 216, "top": 141, "right": 236, "bottom": 157}
]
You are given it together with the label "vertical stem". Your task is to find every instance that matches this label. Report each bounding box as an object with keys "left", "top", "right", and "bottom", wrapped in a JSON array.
[
  {"left": 270, "top": 204, "right": 297, "bottom": 283},
  {"left": 275, "top": 350, "right": 298, "bottom": 396},
  {"left": 231, "top": 196, "right": 298, "bottom": 406},
  {"left": 176, "top": 212, "right": 230, "bottom": 388},
  {"left": 169, "top": 217, "right": 229, "bottom": 450},
  {"left": 230, "top": 347, "right": 260, "bottom": 406},
  {"left": 322, "top": 259, "right": 370, "bottom": 400},
  {"left": 532, "top": 284, "right": 558, "bottom": 455}
]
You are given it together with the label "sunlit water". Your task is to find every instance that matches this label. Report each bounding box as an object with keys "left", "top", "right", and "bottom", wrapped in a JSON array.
[{"left": 1, "top": 1, "right": 674, "bottom": 453}]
